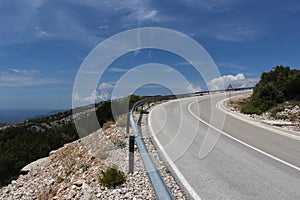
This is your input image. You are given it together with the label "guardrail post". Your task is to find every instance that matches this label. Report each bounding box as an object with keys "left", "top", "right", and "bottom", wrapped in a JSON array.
[
  {"left": 128, "top": 135, "right": 135, "bottom": 174},
  {"left": 126, "top": 112, "right": 130, "bottom": 135}
]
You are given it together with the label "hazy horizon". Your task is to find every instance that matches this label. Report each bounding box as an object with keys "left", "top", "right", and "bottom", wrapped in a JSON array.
[{"left": 0, "top": 109, "right": 64, "bottom": 123}]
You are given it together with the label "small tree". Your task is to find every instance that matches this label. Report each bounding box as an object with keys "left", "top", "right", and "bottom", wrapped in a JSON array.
[
  {"left": 241, "top": 66, "right": 300, "bottom": 114},
  {"left": 99, "top": 165, "right": 126, "bottom": 188}
]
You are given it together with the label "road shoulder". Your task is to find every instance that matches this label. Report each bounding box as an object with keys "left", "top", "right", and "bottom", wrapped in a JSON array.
[{"left": 217, "top": 96, "right": 300, "bottom": 141}]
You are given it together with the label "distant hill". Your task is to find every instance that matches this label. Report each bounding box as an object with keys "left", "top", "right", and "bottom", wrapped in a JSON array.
[
  {"left": 0, "top": 94, "right": 144, "bottom": 187},
  {"left": 241, "top": 66, "right": 300, "bottom": 114},
  {"left": 31, "top": 109, "right": 67, "bottom": 119}
]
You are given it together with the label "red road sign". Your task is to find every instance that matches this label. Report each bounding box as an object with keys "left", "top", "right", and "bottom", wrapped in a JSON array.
[{"left": 227, "top": 84, "right": 234, "bottom": 90}]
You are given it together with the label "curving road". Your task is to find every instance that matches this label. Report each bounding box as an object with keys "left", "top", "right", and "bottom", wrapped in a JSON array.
[{"left": 148, "top": 91, "right": 300, "bottom": 200}]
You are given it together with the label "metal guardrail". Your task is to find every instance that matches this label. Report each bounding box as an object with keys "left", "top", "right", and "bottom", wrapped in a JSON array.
[
  {"left": 128, "top": 87, "right": 254, "bottom": 199},
  {"left": 129, "top": 96, "right": 176, "bottom": 200}
]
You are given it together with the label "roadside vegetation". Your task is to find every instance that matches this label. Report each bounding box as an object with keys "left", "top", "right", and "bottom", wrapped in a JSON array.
[
  {"left": 0, "top": 94, "right": 144, "bottom": 187},
  {"left": 268, "top": 100, "right": 300, "bottom": 122},
  {"left": 99, "top": 165, "right": 127, "bottom": 188},
  {"left": 241, "top": 66, "right": 300, "bottom": 115}
]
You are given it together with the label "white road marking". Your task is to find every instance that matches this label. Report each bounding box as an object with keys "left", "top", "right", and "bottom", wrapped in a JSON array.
[
  {"left": 188, "top": 100, "right": 300, "bottom": 172},
  {"left": 216, "top": 98, "right": 300, "bottom": 141},
  {"left": 148, "top": 105, "right": 202, "bottom": 200}
]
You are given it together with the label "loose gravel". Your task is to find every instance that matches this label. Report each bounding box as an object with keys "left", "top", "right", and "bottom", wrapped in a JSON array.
[{"left": 0, "top": 104, "right": 187, "bottom": 199}]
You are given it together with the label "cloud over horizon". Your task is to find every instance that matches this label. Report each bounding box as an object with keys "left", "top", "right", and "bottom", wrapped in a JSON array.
[
  {"left": 1, "top": 0, "right": 299, "bottom": 109},
  {"left": 208, "top": 73, "right": 258, "bottom": 90},
  {"left": 0, "top": 68, "right": 64, "bottom": 88}
]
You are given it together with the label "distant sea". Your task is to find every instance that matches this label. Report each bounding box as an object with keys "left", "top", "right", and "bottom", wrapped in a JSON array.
[{"left": 0, "top": 109, "right": 54, "bottom": 123}]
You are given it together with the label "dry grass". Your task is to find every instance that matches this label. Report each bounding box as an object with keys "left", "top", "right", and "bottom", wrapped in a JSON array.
[
  {"left": 116, "top": 114, "right": 127, "bottom": 127},
  {"left": 227, "top": 98, "right": 248, "bottom": 111},
  {"left": 102, "top": 121, "right": 114, "bottom": 130},
  {"left": 269, "top": 100, "right": 300, "bottom": 122}
]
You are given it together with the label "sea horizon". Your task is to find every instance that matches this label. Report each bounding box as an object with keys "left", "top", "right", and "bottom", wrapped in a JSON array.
[{"left": 0, "top": 109, "right": 59, "bottom": 123}]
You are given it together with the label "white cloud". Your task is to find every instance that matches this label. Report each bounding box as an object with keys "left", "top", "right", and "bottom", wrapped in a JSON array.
[
  {"left": 73, "top": 91, "right": 80, "bottom": 101},
  {"left": 0, "top": 0, "right": 271, "bottom": 47},
  {"left": 119, "top": 1, "right": 164, "bottom": 26},
  {"left": 109, "top": 67, "right": 128, "bottom": 73},
  {"left": 162, "top": 1, "right": 265, "bottom": 42},
  {"left": 26, "top": 0, "right": 47, "bottom": 9},
  {"left": 0, "top": 68, "right": 64, "bottom": 88},
  {"left": 217, "top": 62, "right": 246, "bottom": 70},
  {"left": 98, "top": 25, "right": 109, "bottom": 29},
  {"left": 97, "top": 82, "right": 114, "bottom": 100},
  {"left": 35, "top": 26, "right": 50, "bottom": 38},
  {"left": 98, "top": 82, "right": 114, "bottom": 90},
  {"left": 186, "top": 84, "right": 202, "bottom": 92},
  {"left": 143, "top": 10, "right": 158, "bottom": 20},
  {"left": 148, "top": 50, "right": 152, "bottom": 58},
  {"left": 74, "top": 90, "right": 109, "bottom": 102},
  {"left": 123, "top": 6, "right": 159, "bottom": 22},
  {"left": 134, "top": 9, "right": 159, "bottom": 21},
  {"left": 214, "top": 25, "right": 261, "bottom": 42},
  {"left": 10, "top": 68, "right": 38, "bottom": 75},
  {"left": 0, "top": 0, "right": 106, "bottom": 46},
  {"left": 208, "top": 73, "right": 257, "bottom": 90},
  {"left": 133, "top": 49, "right": 141, "bottom": 56},
  {"left": 182, "top": 0, "right": 238, "bottom": 12},
  {"left": 74, "top": 82, "right": 114, "bottom": 103}
]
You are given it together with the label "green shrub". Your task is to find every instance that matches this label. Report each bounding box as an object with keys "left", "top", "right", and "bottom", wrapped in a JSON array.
[
  {"left": 270, "top": 105, "right": 284, "bottom": 118},
  {"left": 0, "top": 123, "right": 78, "bottom": 186},
  {"left": 113, "top": 139, "right": 126, "bottom": 149},
  {"left": 98, "top": 150, "right": 109, "bottom": 160},
  {"left": 99, "top": 165, "right": 126, "bottom": 188},
  {"left": 80, "top": 162, "right": 89, "bottom": 172},
  {"left": 241, "top": 66, "right": 300, "bottom": 114},
  {"left": 0, "top": 94, "right": 143, "bottom": 186},
  {"left": 102, "top": 142, "right": 115, "bottom": 151},
  {"left": 240, "top": 98, "right": 264, "bottom": 114}
]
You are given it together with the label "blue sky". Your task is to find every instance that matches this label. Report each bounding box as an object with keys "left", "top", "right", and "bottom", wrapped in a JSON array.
[{"left": 1, "top": 0, "right": 300, "bottom": 109}]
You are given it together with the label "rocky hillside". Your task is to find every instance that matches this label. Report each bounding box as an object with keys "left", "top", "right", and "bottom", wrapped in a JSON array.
[
  {"left": 0, "top": 95, "right": 144, "bottom": 187},
  {"left": 227, "top": 93, "right": 300, "bottom": 133},
  {"left": 0, "top": 111, "right": 187, "bottom": 199}
]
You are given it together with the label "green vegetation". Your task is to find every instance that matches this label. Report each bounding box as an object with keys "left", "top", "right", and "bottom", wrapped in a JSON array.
[
  {"left": 0, "top": 94, "right": 144, "bottom": 187},
  {"left": 99, "top": 165, "right": 126, "bottom": 188},
  {"left": 269, "top": 100, "right": 300, "bottom": 121},
  {"left": 98, "top": 149, "right": 110, "bottom": 160},
  {"left": 0, "top": 123, "right": 78, "bottom": 186},
  {"left": 113, "top": 139, "right": 126, "bottom": 149},
  {"left": 74, "top": 94, "right": 145, "bottom": 136},
  {"left": 27, "top": 110, "right": 72, "bottom": 124},
  {"left": 241, "top": 66, "right": 300, "bottom": 114},
  {"left": 80, "top": 162, "right": 90, "bottom": 172},
  {"left": 97, "top": 139, "right": 126, "bottom": 161}
]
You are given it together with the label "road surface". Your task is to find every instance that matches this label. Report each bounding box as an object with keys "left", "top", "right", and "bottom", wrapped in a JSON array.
[{"left": 148, "top": 91, "right": 300, "bottom": 200}]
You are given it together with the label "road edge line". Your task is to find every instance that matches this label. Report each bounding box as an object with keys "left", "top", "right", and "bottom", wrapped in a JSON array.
[
  {"left": 188, "top": 101, "right": 300, "bottom": 172},
  {"left": 216, "top": 98, "right": 300, "bottom": 141},
  {"left": 148, "top": 104, "right": 202, "bottom": 200}
]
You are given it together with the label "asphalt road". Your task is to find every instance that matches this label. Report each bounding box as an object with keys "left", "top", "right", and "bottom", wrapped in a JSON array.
[{"left": 148, "top": 91, "right": 300, "bottom": 200}]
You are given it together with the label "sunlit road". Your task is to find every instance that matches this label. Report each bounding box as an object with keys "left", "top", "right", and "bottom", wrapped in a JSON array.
[{"left": 149, "top": 91, "right": 300, "bottom": 199}]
